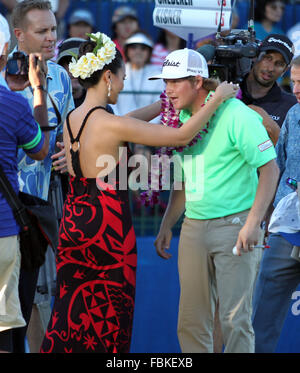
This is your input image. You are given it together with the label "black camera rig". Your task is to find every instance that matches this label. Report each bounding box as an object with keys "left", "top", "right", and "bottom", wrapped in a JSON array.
[{"left": 208, "top": 0, "right": 260, "bottom": 83}]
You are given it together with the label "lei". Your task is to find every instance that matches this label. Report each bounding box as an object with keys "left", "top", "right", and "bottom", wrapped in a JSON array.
[
  {"left": 139, "top": 91, "right": 213, "bottom": 207},
  {"left": 69, "top": 32, "right": 116, "bottom": 80}
]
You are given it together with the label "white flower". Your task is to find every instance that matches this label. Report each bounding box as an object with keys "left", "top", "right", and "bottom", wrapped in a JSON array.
[
  {"left": 91, "top": 32, "right": 101, "bottom": 40},
  {"left": 68, "top": 32, "right": 117, "bottom": 80}
]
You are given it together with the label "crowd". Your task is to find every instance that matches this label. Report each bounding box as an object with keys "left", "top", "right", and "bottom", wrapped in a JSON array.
[{"left": 0, "top": 0, "right": 299, "bottom": 354}]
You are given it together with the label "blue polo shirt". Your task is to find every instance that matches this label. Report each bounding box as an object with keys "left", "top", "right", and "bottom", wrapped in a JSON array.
[{"left": 0, "top": 83, "right": 45, "bottom": 237}]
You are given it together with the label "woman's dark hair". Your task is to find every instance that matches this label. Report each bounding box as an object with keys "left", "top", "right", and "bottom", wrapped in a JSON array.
[
  {"left": 254, "top": 0, "right": 285, "bottom": 22},
  {"left": 77, "top": 40, "right": 123, "bottom": 89}
]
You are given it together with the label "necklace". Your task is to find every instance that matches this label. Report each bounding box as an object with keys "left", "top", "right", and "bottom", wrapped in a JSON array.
[{"left": 140, "top": 91, "right": 214, "bottom": 207}]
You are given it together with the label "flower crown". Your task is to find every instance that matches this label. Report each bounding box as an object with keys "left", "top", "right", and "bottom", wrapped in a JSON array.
[{"left": 69, "top": 32, "right": 117, "bottom": 80}]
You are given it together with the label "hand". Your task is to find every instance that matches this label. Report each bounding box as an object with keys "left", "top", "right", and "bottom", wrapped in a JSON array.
[
  {"left": 214, "top": 81, "right": 239, "bottom": 103},
  {"left": 233, "top": 222, "right": 261, "bottom": 256},
  {"left": 5, "top": 72, "right": 30, "bottom": 91},
  {"left": 28, "top": 53, "right": 47, "bottom": 89},
  {"left": 51, "top": 142, "right": 67, "bottom": 173},
  {"left": 154, "top": 226, "right": 173, "bottom": 260}
]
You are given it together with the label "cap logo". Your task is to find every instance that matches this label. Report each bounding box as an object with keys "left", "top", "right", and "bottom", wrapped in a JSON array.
[
  {"left": 268, "top": 37, "right": 293, "bottom": 53},
  {"left": 163, "top": 59, "right": 180, "bottom": 67}
]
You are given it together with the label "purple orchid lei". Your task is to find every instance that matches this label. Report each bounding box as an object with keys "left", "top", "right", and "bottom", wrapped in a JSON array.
[{"left": 139, "top": 90, "right": 213, "bottom": 207}]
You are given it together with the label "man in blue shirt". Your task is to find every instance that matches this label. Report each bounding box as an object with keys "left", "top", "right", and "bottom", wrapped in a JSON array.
[
  {"left": 6, "top": 0, "right": 74, "bottom": 352},
  {"left": 252, "top": 55, "right": 300, "bottom": 352},
  {"left": 0, "top": 13, "right": 49, "bottom": 353}
]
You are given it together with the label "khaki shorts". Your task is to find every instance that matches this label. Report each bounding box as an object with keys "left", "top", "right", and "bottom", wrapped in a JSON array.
[{"left": 0, "top": 235, "right": 26, "bottom": 332}]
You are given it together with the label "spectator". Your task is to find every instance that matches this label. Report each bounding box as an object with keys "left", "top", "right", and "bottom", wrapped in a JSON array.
[
  {"left": 7, "top": 0, "right": 74, "bottom": 353},
  {"left": 252, "top": 55, "right": 300, "bottom": 353},
  {"left": 0, "top": 13, "right": 49, "bottom": 353},
  {"left": 240, "top": 34, "right": 296, "bottom": 141},
  {"left": 253, "top": 0, "right": 285, "bottom": 41},
  {"left": 151, "top": 29, "right": 186, "bottom": 68},
  {"left": 111, "top": 5, "right": 139, "bottom": 61},
  {"left": 66, "top": 8, "right": 94, "bottom": 40},
  {"left": 0, "top": 0, "right": 70, "bottom": 49},
  {"left": 111, "top": 31, "right": 164, "bottom": 119},
  {"left": 111, "top": 31, "right": 165, "bottom": 216},
  {"left": 56, "top": 37, "right": 87, "bottom": 107},
  {"left": 54, "top": 8, "right": 94, "bottom": 60}
]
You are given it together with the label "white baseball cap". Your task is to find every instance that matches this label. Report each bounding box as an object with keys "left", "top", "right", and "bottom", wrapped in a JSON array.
[
  {"left": 0, "top": 13, "right": 10, "bottom": 56},
  {"left": 125, "top": 32, "right": 154, "bottom": 49},
  {"left": 149, "top": 48, "right": 209, "bottom": 80}
]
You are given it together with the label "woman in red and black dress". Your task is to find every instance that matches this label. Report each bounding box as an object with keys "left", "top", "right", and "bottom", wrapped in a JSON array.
[{"left": 41, "top": 33, "right": 237, "bottom": 353}]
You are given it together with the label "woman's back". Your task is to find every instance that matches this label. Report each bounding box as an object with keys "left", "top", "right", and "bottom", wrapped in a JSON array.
[
  {"left": 64, "top": 105, "right": 124, "bottom": 179},
  {"left": 42, "top": 103, "right": 137, "bottom": 353}
]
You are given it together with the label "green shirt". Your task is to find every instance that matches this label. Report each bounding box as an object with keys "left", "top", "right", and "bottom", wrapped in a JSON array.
[{"left": 173, "top": 97, "right": 276, "bottom": 219}]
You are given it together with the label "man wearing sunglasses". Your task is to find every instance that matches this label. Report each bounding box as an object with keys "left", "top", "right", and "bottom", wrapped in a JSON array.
[
  {"left": 0, "top": 13, "right": 49, "bottom": 353},
  {"left": 5, "top": 0, "right": 74, "bottom": 353}
]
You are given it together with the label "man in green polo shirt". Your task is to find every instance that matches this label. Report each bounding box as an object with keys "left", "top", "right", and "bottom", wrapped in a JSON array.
[{"left": 151, "top": 48, "right": 279, "bottom": 353}]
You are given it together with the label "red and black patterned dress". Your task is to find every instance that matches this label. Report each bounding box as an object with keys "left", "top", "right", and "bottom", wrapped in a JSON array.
[{"left": 41, "top": 107, "right": 137, "bottom": 353}]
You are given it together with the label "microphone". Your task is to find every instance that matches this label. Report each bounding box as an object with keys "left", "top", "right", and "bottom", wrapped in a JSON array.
[{"left": 196, "top": 44, "right": 216, "bottom": 63}]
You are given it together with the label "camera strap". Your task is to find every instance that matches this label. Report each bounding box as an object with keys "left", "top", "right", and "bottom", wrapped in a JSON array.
[
  {"left": 31, "top": 86, "right": 62, "bottom": 132},
  {"left": 0, "top": 163, "right": 30, "bottom": 230},
  {"left": 40, "top": 91, "right": 62, "bottom": 132},
  {"left": 48, "top": 92, "right": 62, "bottom": 127}
]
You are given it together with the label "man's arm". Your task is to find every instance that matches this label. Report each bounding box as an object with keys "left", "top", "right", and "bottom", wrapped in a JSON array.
[
  {"left": 154, "top": 181, "right": 186, "bottom": 259},
  {"left": 234, "top": 159, "right": 279, "bottom": 255},
  {"left": 26, "top": 54, "right": 50, "bottom": 160},
  {"left": 248, "top": 104, "right": 280, "bottom": 145}
]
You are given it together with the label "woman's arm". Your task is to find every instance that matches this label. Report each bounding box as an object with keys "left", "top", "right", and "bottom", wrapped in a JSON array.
[
  {"left": 124, "top": 100, "right": 162, "bottom": 122},
  {"left": 111, "top": 82, "right": 238, "bottom": 147},
  {"left": 248, "top": 104, "right": 280, "bottom": 145}
]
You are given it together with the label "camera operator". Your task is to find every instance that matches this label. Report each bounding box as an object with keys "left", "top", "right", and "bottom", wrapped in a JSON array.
[
  {"left": 240, "top": 34, "right": 297, "bottom": 144},
  {"left": 6, "top": 0, "right": 74, "bottom": 353},
  {"left": 0, "top": 13, "right": 49, "bottom": 353}
]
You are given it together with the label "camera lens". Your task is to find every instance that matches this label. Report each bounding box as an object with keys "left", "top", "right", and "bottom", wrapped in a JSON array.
[{"left": 6, "top": 52, "right": 29, "bottom": 76}]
